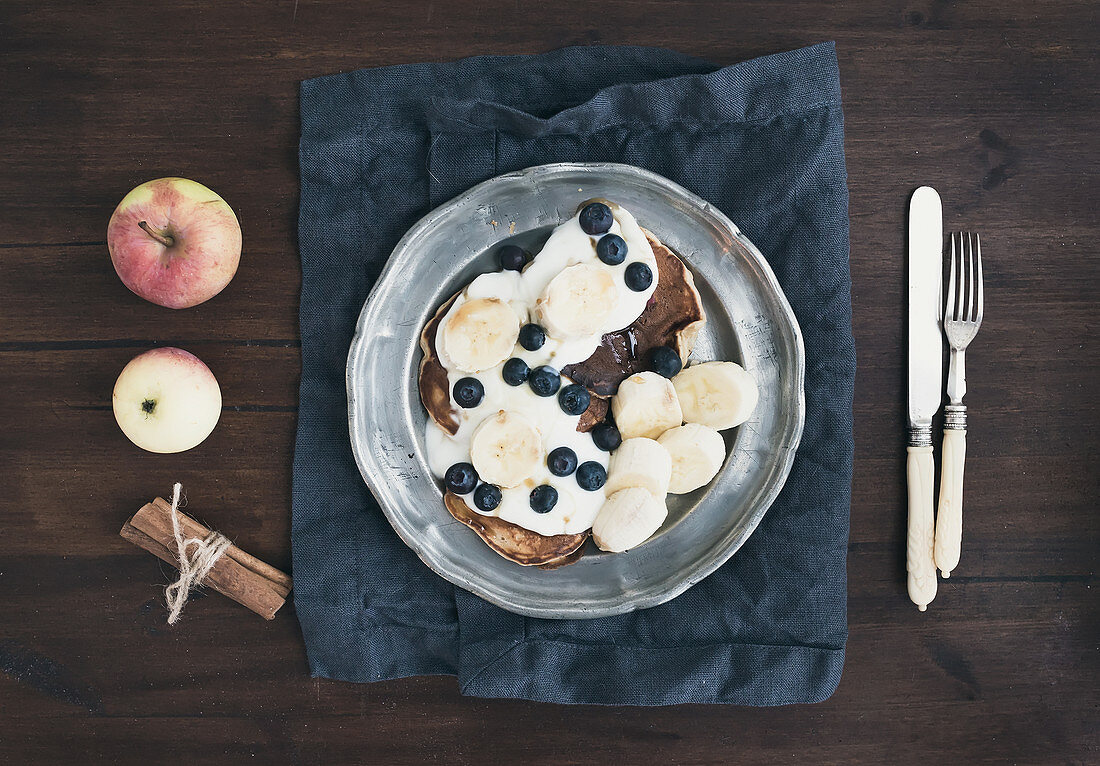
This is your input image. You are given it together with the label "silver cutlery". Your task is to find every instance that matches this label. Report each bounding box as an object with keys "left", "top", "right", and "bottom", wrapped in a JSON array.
[
  {"left": 935, "top": 233, "right": 984, "bottom": 578},
  {"left": 906, "top": 187, "right": 944, "bottom": 611}
]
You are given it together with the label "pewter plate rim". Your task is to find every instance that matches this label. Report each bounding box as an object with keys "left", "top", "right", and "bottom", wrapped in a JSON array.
[{"left": 346, "top": 162, "right": 805, "bottom": 619}]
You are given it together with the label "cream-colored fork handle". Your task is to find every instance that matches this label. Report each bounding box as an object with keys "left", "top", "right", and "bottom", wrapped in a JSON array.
[
  {"left": 907, "top": 446, "right": 937, "bottom": 610},
  {"left": 935, "top": 428, "right": 966, "bottom": 578}
]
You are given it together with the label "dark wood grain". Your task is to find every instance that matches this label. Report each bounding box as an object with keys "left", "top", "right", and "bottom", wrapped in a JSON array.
[{"left": 1, "top": 1, "right": 1097, "bottom": 763}]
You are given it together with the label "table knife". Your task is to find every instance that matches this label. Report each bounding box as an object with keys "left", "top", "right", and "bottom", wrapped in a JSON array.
[{"left": 906, "top": 186, "right": 943, "bottom": 611}]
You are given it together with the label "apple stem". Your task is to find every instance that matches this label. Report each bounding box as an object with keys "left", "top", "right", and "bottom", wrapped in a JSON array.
[{"left": 138, "top": 220, "right": 175, "bottom": 247}]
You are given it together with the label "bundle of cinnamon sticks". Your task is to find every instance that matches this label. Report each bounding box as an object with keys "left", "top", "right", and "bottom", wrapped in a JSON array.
[{"left": 120, "top": 497, "right": 291, "bottom": 620}]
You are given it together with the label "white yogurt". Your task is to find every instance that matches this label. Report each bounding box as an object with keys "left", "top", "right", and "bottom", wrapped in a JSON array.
[{"left": 425, "top": 203, "right": 658, "bottom": 536}]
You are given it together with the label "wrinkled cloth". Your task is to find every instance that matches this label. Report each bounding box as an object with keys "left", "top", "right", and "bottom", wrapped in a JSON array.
[{"left": 294, "top": 42, "right": 854, "bottom": 705}]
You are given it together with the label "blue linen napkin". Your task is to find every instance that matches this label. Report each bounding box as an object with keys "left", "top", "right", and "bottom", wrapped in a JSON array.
[{"left": 294, "top": 42, "right": 854, "bottom": 705}]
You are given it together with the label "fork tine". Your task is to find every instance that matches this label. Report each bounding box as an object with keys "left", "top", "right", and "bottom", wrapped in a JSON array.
[
  {"left": 975, "top": 233, "right": 984, "bottom": 323},
  {"left": 959, "top": 233, "right": 968, "bottom": 319},
  {"left": 972, "top": 233, "right": 981, "bottom": 319},
  {"left": 972, "top": 232, "right": 981, "bottom": 321},
  {"left": 946, "top": 232, "right": 958, "bottom": 322}
]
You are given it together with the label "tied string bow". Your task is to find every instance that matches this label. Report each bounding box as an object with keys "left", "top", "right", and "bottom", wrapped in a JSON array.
[{"left": 164, "top": 483, "right": 232, "bottom": 624}]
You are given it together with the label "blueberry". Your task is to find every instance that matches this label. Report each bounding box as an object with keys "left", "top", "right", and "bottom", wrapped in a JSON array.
[
  {"left": 579, "top": 202, "right": 614, "bottom": 235},
  {"left": 498, "top": 244, "right": 528, "bottom": 272},
  {"left": 519, "top": 323, "right": 546, "bottom": 351},
  {"left": 558, "top": 383, "right": 591, "bottom": 416},
  {"left": 502, "top": 357, "right": 530, "bottom": 386},
  {"left": 444, "top": 462, "right": 478, "bottom": 494},
  {"left": 576, "top": 461, "right": 607, "bottom": 491},
  {"left": 596, "top": 234, "right": 627, "bottom": 265},
  {"left": 473, "top": 483, "right": 502, "bottom": 512},
  {"left": 624, "top": 262, "right": 653, "bottom": 292},
  {"left": 530, "top": 484, "right": 559, "bottom": 513},
  {"left": 649, "top": 345, "right": 683, "bottom": 378},
  {"left": 591, "top": 422, "right": 622, "bottom": 452},
  {"left": 547, "top": 446, "right": 578, "bottom": 477},
  {"left": 452, "top": 377, "right": 484, "bottom": 408},
  {"left": 529, "top": 365, "right": 561, "bottom": 397}
]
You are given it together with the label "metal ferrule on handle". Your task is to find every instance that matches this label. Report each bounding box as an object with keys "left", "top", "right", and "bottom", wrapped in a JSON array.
[
  {"left": 944, "top": 403, "right": 967, "bottom": 429},
  {"left": 908, "top": 424, "right": 933, "bottom": 447}
]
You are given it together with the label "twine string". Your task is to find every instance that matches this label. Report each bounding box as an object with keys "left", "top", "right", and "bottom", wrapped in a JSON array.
[{"left": 164, "top": 483, "right": 231, "bottom": 624}]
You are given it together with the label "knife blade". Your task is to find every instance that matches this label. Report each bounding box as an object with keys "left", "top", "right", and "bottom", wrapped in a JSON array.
[
  {"left": 906, "top": 185, "right": 942, "bottom": 611},
  {"left": 908, "top": 186, "right": 943, "bottom": 435}
]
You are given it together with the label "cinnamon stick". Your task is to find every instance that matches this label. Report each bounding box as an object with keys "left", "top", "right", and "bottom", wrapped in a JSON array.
[{"left": 120, "top": 497, "right": 291, "bottom": 620}]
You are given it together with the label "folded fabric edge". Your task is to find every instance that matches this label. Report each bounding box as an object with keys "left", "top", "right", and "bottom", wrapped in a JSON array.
[
  {"left": 300, "top": 618, "right": 461, "bottom": 682},
  {"left": 459, "top": 638, "right": 845, "bottom": 706},
  {"left": 299, "top": 44, "right": 713, "bottom": 88},
  {"left": 426, "top": 41, "right": 841, "bottom": 138}
]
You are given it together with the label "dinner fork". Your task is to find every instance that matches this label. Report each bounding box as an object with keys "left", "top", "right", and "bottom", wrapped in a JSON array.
[{"left": 935, "top": 232, "right": 984, "bottom": 578}]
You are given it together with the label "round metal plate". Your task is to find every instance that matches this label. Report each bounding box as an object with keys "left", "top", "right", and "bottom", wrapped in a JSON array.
[{"left": 347, "top": 163, "right": 804, "bottom": 619}]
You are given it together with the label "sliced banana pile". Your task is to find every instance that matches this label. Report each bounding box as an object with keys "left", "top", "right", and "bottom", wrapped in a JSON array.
[{"left": 592, "top": 360, "right": 759, "bottom": 553}]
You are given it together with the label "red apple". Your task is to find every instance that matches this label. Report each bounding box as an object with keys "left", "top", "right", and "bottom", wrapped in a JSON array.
[{"left": 107, "top": 178, "right": 241, "bottom": 309}]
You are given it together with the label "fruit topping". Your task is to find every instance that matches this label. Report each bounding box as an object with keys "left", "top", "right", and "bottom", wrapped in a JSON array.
[
  {"left": 547, "top": 446, "right": 579, "bottom": 477},
  {"left": 596, "top": 234, "right": 627, "bottom": 265},
  {"left": 502, "top": 357, "right": 530, "bottom": 386},
  {"left": 441, "top": 297, "right": 520, "bottom": 372},
  {"left": 444, "top": 462, "right": 478, "bottom": 494},
  {"left": 591, "top": 422, "right": 622, "bottom": 452},
  {"left": 611, "top": 371, "right": 683, "bottom": 440},
  {"left": 673, "top": 361, "right": 759, "bottom": 430},
  {"left": 648, "top": 345, "right": 683, "bottom": 378},
  {"left": 469, "top": 410, "right": 543, "bottom": 488},
  {"left": 473, "top": 483, "right": 503, "bottom": 511},
  {"left": 529, "top": 365, "right": 561, "bottom": 397},
  {"left": 535, "top": 264, "right": 618, "bottom": 339},
  {"left": 605, "top": 437, "right": 672, "bottom": 497},
  {"left": 530, "top": 484, "right": 559, "bottom": 513},
  {"left": 452, "top": 376, "right": 484, "bottom": 408},
  {"left": 624, "top": 262, "right": 653, "bottom": 292},
  {"left": 498, "top": 244, "right": 529, "bottom": 271},
  {"left": 578, "top": 202, "right": 613, "bottom": 235},
  {"left": 658, "top": 424, "right": 726, "bottom": 494},
  {"left": 576, "top": 461, "right": 607, "bottom": 491},
  {"left": 558, "top": 383, "right": 591, "bottom": 416},
  {"left": 592, "top": 488, "right": 667, "bottom": 552},
  {"left": 518, "top": 323, "right": 547, "bottom": 351}
]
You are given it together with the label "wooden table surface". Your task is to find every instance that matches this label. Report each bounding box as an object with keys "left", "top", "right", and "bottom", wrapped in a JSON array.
[{"left": 1, "top": 1, "right": 1096, "bottom": 763}]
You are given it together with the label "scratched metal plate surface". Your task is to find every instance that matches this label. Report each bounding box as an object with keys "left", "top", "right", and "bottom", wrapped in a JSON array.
[{"left": 347, "top": 163, "right": 805, "bottom": 619}]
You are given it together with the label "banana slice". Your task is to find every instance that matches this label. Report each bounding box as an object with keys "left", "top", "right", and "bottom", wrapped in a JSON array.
[
  {"left": 469, "top": 410, "right": 543, "bottom": 488},
  {"left": 440, "top": 297, "right": 520, "bottom": 373},
  {"left": 535, "top": 264, "right": 618, "bottom": 339},
  {"left": 658, "top": 423, "right": 726, "bottom": 494},
  {"left": 592, "top": 488, "right": 668, "bottom": 552},
  {"left": 604, "top": 436, "right": 672, "bottom": 497},
  {"left": 673, "top": 361, "right": 759, "bottom": 431},
  {"left": 611, "top": 371, "right": 683, "bottom": 440}
]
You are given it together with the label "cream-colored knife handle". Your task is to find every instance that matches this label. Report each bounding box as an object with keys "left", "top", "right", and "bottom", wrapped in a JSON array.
[
  {"left": 935, "top": 427, "right": 966, "bottom": 578},
  {"left": 907, "top": 445, "right": 937, "bottom": 610}
]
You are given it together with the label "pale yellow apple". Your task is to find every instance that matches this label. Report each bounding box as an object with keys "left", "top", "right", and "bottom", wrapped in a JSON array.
[
  {"left": 112, "top": 347, "right": 222, "bottom": 453},
  {"left": 107, "top": 177, "right": 241, "bottom": 309}
]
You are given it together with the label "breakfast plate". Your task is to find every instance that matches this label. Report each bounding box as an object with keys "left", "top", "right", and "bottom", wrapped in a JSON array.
[{"left": 347, "top": 163, "right": 804, "bottom": 619}]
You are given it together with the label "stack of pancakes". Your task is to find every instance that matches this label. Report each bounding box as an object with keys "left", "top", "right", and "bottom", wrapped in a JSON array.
[{"left": 419, "top": 231, "right": 706, "bottom": 567}]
